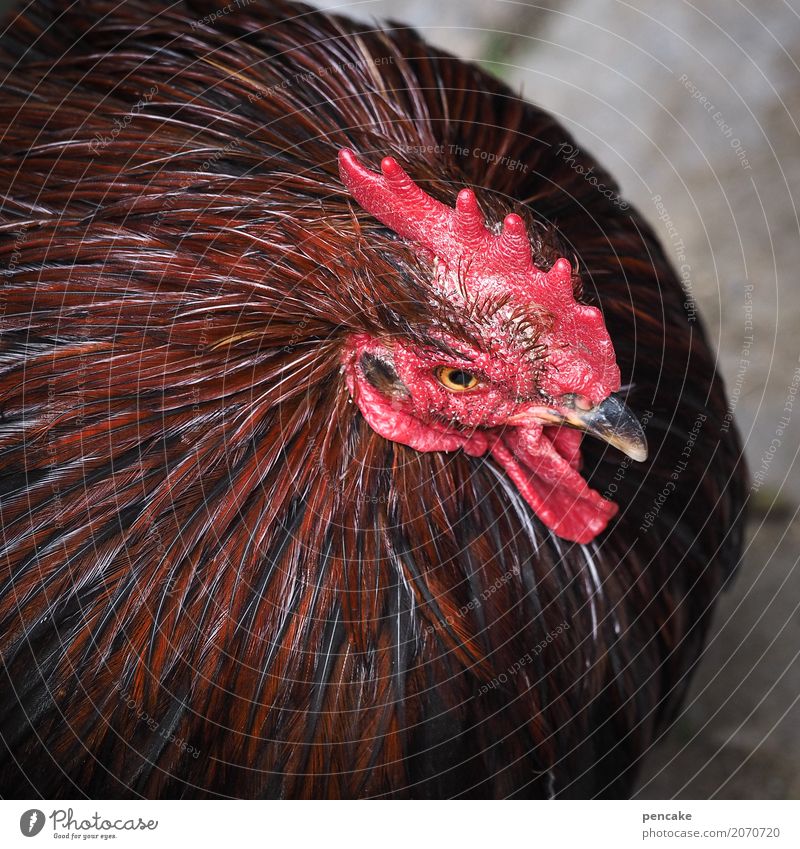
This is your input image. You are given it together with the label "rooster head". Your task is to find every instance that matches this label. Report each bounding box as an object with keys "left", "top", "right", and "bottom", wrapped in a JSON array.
[{"left": 338, "top": 149, "right": 647, "bottom": 544}]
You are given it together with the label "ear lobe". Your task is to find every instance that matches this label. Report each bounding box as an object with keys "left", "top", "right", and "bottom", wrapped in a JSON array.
[{"left": 358, "top": 351, "right": 409, "bottom": 399}]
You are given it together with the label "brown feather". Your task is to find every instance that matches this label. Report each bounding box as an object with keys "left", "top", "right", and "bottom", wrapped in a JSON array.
[{"left": 0, "top": 0, "right": 746, "bottom": 798}]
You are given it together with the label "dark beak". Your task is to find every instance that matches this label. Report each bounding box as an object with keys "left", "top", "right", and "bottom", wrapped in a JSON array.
[{"left": 510, "top": 393, "right": 648, "bottom": 462}]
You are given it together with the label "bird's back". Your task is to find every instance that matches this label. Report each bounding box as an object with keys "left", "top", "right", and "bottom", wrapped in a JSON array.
[{"left": 0, "top": 0, "right": 746, "bottom": 798}]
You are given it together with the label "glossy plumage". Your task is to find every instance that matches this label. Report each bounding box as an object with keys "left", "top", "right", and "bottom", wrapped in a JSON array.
[{"left": 0, "top": 0, "right": 746, "bottom": 798}]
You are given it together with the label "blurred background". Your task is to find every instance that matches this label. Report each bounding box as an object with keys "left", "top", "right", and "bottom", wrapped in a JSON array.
[
  {"left": 305, "top": 0, "right": 800, "bottom": 799},
  {"left": 0, "top": 0, "right": 797, "bottom": 799}
]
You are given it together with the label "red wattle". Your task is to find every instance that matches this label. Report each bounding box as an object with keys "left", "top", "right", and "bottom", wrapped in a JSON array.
[{"left": 490, "top": 428, "right": 617, "bottom": 544}]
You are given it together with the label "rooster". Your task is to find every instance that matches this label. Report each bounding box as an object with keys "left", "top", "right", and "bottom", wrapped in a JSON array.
[{"left": 0, "top": 0, "right": 745, "bottom": 798}]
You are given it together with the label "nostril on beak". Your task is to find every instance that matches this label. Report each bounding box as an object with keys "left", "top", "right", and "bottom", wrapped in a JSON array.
[{"left": 561, "top": 393, "right": 593, "bottom": 412}]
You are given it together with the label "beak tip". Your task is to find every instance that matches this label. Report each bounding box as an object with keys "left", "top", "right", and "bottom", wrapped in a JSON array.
[
  {"left": 509, "top": 393, "right": 649, "bottom": 463},
  {"left": 568, "top": 393, "right": 649, "bottom": 463},
  {"left": 627, "top": 445, "right": 648, "bottom": 463}
]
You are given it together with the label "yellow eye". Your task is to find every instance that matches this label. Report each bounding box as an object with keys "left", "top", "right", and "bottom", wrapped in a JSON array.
[{"left": 436, "top": 366, "right": 480, "bottom": 392}]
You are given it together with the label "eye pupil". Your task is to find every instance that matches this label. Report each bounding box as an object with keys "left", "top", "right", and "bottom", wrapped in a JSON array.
[
  {"left": 448, "top": 370, "right": 472, "bottom": 386},
  {"left": 437, "top": 367, "right": 479, "bottom": 391}
]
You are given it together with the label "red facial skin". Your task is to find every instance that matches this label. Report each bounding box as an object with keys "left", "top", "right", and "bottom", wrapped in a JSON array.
[
  {"left": 343, "top": 332, "right": 619, "bottom": 544},
  {"left": 338, "top": 149, "right": 623, "bottom": 544}
]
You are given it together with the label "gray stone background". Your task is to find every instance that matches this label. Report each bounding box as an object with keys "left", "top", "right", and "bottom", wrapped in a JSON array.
[
  {"left": 314, "top": 0, "right": 800, "bottom": 799},
  {"left": 1, "top": 0, "right": 797, "bottom": 798}
]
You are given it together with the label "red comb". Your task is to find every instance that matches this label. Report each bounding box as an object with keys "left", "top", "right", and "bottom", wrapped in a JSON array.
[
  {"left": 337, "top": 148, "right": 574, "bottom": 306},
  {"left": 337, "top": 148, "right": 621, "bottom": 403}
]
